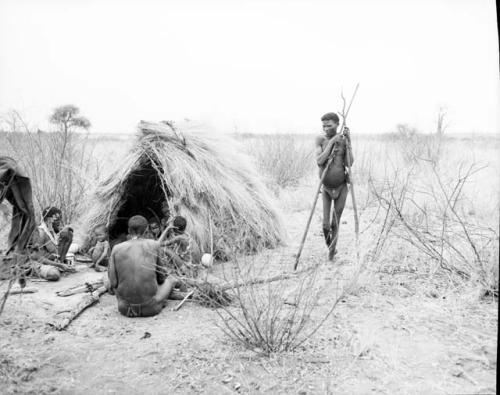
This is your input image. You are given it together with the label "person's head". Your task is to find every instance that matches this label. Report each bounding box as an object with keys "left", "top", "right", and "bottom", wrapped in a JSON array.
[
  {"left": 148, "top": 219, "right": 161, "bottom": 237},
  {"left": 321, "top": 112, "right": 340, "bottom": 137},
  {"left": 42, "top": 207, "right": 62, "bottom": 226},
  {"left": 93, "top": 224, "right": 107, "bottom": 242},
  {"left": 172, "top": 216, "right": 187, "bottom": 234},
  {"left": 128, "top": 215, "right": 148, "bottom": 237},
  {"left": 161, "top": 201, "right": 170, "bottom": 217}
]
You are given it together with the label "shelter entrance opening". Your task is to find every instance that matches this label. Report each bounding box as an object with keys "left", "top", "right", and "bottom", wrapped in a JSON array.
[{"left": 109, "top": 158, "right": 169, "bottom": 241}]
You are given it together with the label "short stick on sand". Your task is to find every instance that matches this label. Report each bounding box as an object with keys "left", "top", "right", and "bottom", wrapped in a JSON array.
[{"left": 173, "top": 290, "right": 194, "bottom": 311}]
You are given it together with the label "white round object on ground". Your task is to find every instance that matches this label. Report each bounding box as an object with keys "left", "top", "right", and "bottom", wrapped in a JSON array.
[
  {"left": 68, "top": 243, "right": 80, "bottom": 254},
  {"left": 201, "top": 253, "right": 213, "bottom": 267}
]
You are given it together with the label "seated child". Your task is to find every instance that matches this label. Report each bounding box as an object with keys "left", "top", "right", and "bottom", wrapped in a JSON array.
[
  {"left": 162, "top": 216, "right": 196, "bottom": 277},
  {"left": 88, "top": 225, "right": 110, "bottom": 272}
]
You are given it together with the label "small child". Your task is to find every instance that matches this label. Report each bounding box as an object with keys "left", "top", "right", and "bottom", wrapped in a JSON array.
[
  {"left": 146, "top": 219, "right": 161, "bottom": 240},
  {"left": 163, "top": 216, "right": 195, "bottom": 277},
  {"left": 88, "top": 225, "right": 110, "bottom": 272}
]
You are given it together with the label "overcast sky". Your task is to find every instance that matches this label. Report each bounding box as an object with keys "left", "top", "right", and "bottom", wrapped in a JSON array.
[{"left": 0, "top": 0, "right": 498, "bottom": 135}]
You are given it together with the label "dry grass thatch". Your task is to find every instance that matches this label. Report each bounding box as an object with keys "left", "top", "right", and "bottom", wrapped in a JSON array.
[{"left": 78, "top": 121, "right": 285, "bottom": 261}]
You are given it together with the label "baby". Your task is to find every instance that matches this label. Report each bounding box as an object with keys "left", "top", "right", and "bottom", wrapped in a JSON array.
[{"left": 88, "top": 225, "right": 110, "bottom": 272}]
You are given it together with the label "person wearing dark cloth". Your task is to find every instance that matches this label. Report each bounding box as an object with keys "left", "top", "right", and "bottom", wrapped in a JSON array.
[
  {"left": 108, "top": 215, "right": 178, "bottom": 317},
  {"left": 315, "top": 112, "right": 354, "bottom": 260}
]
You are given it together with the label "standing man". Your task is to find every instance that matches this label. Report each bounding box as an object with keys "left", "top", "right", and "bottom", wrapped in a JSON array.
[{"left": 315, "top": 112, "right": 353, "bottom": 260}]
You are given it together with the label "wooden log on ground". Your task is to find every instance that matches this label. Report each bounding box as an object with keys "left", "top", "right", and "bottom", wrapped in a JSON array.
[
  {"left": 5, "top": 287, "right": 38, "bottom": 295},
  {"left": 49, "top": 286, "right": 107, "bottom": 331}
]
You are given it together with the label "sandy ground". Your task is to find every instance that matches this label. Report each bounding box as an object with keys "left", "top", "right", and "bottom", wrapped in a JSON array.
[{"left": 0, "top": 204, "right": 497, "bottom": 394}]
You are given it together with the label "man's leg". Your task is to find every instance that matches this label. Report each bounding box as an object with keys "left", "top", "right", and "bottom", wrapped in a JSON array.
[
  {"left": 328, "top": 184, "right": 349, "bottom": 260},
  {"left": 38, "top": 264, "right": 61, "bottom": 281},
  {"left": 321, "top": 189, "right": 333, "bottom": 246},
  {"left": 58, "top": 227, "right": 73, "bottom": 262}
]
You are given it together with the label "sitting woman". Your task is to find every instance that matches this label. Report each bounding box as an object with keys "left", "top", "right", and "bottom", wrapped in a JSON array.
[{"left": 29, "top": 207, "right": 75, "bottom": 281}]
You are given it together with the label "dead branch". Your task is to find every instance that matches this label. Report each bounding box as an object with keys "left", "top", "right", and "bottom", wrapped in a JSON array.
[
  {"left": 4, "top": 287, "right": 38, "bottom": 295},
  {"left": 49, "top": 286, "right": 107, "bottom": 331},
  {"left": 56, "top": 280, "right": 105, "bottom": 296}
]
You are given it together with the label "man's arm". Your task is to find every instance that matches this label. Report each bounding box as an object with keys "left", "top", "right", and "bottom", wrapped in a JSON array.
[
  {"left": 95, "top": 241, "right": 110, "bottom": 266},
  {"left": 29, "top": 230, "right": 62, "bottom": 267},
  {"left": 155, "top": 243, "right": 168, "bottom": 285},
  {"left": 107, "top": 250, "right": 118, "bottom": 294},
  {"left": 315, "top": 136, "right": 337, "bottom": 166},
  {"left": 37, "top": 229, "right": 58, "bottom": 257},
  {"left": 163, "top": 247, "right": 189, "bottom": 268},
  {"left": 163, "top": 235, "right": 185, "bottom": 246}
]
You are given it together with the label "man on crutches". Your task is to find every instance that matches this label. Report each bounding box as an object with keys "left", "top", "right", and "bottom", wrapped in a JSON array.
[{"left": 315, "top": 112, "right": 353, "bottom": 260}]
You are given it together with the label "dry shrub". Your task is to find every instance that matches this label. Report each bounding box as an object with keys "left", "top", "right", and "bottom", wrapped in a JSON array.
[
  {"left": 243, "top": 134, "right": 315, "bottom": 189},
  {"left": 392, "top": 124, "right": 444, "bottom": 165},
  {"left": 1, "top": 111, "right": 98, "bottom": 222},
  {"left": 369, "top": 158, "right": 498, "bottom": 295},
  {"left": 207, "top": 247, "right": 366, "bottom": 355},
  {"left": 212, "top": 259, "right": 336, "bottom": 354}
]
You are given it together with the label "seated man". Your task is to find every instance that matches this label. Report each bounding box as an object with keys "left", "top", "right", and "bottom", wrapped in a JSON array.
[
  {"left": 108, "top": 215, "right": 178, "bottom": 318},
  {"left": 29, "top": 207, "right": 74, "bottom": 281},
  {"left": 44, "top": 207, "right": 73, "bottom": 262}
]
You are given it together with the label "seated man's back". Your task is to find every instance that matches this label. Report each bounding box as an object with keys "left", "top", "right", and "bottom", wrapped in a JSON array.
[
  {"left": 108, "top": 215, "right": 176, "bottom": 318},
  {"left": 110, "top": 239, "right": 162, "bottom": 304}
]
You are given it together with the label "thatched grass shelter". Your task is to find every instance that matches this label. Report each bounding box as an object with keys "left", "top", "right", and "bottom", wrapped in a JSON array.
[{"left": 80, "top": 121, "right": 285, "bottom": 261}]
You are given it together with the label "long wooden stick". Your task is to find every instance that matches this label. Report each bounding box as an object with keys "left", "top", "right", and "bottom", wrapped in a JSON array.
[
  {"left": 186, "top": 264, "right": 317, "bottom": 292},
  {"left": 340, "top": 84, "right": 360, "bottom": 257},
  {"left": 5, "top": 287, "right": 38, "bottom": 295},
  {"left": 294, "top": 84, "right": 360, "bottom": 271},
  {"left": 293, "top": 159, "right": 335, "bottom": 271},
  {"left": 344, "top": 135, "right": 359, "bottom": 252}
]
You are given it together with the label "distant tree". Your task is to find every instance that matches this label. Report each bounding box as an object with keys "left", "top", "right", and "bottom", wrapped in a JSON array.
[
  {"left": 436, "top": 106, "right": 449, "bottom": 136},
  {"left": 396, "top": 123, "right": 419, "bottom": 137},
  {"left": 49, "top": 105, "right": 91, "bottom": 134}
]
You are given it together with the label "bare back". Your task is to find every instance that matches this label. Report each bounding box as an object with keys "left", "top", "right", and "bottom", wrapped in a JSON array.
[{"left": 109, "top": 239, "right": 165, "bottom": 304}]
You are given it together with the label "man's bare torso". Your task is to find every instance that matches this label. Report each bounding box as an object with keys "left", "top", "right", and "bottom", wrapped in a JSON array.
[
  {"left": 317, "top": 134, "right": 347, "bottom": 188},
  {"left": 110, "top": 239, "right": 163, "bottom": 304}
]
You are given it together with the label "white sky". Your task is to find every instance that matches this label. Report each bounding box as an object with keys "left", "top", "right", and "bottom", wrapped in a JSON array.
[{"left": 0, "top": 0, "right": 498, "bottom": 134}]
